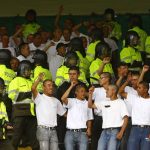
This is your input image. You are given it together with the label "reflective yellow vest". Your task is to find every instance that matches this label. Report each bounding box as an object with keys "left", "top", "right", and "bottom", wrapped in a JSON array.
[
  {"left": 0, "top": 102, "right": 8, "bottom": 139},
  {"left": 129, "top": 26, "right": 147, "bottom": 51},
  {"left": 0, "top": 65, "right": 16, "bottom": 92},
  {"left": 145, "top": 36, "right": 150, "bottom": 54},
  {"left": 76, "top": 51, "right": 90, "bottom": 77},
  {"left": 89, "top": 58, "right": 114, "bottom": 84},
  {"left": 120, "top": 46, "right": 142, "bottom": 64},
  {"left": 8, "top": 77, "right": 35, "bottom": 117},
  {"left": 109, "top": 21, "right": 122, "bottom": 40},
  {"left": 31, "top": 66, "right": 52, "bottom": 93},
  {"left": 22, "top": 23, "right": 40, "bottom": 39},
  {"left": 55, "top": 65, "right": 88, "bottom": 87},
  {"left": 86, "top": 40, "right": 100, "bottom": 62}
]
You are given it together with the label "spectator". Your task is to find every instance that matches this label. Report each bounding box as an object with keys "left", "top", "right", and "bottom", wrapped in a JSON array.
[{"left": 32, "top": 74, "right": 66, "bottom": 150}]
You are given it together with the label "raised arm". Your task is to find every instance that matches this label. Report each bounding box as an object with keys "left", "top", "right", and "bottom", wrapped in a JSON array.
[
  {"left": 138, "top": 65, "right": 149, "bottom": 85},
  {"left": 31, "top": 73, "right": 44, "bottom": 99},
  {"left": 118, "top": 74, "right": 132, "bottom": 99},
  {"left": 61, "top": 81, "right": 76, "bottom": 105},
  {"left": 97, "top": 57, "right": 111, "bottom": 76},
  {"left": 54, "top": 5, "right": 63, "bottom": 28},
  {"left": 88, "top": 86, "right": 97, "bottom": 109}
]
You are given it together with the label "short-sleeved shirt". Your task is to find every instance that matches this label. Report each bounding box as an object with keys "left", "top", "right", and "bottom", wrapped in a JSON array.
[
  {"left": 34, "top": 93, "right": 66, "bottom": 127},
  {"left": 126, "top": 93, "right": 150, "bottom": 125},
  {"left": 92, "top": 87, "right": 109, "bottom": 116},
  {"left": 65, "top": 98, "right": 93, "bottom": 129},
  {"left": 95, "top": 99, "right": 129, "bottom": 129}
]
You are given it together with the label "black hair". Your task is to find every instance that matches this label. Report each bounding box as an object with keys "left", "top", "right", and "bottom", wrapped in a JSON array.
[
  {"left": 104, "top": 8, "right": 115, "bottom": 20},
  {"left": 69, "top": 66, "right": 80, "bottom": 74},
  {"left": 139, "top": 81, "right": 149, "bottom": 91},
  {"left": 25, "top": 9, "right": 37, "bottom": 22}
]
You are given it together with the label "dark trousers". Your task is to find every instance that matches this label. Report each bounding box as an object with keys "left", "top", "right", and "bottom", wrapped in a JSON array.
[
  {"left": 12, "top": 116, "right": 39, "bottom": 150},
  {"left": 57, "top": 116, "right": 66, "bottom": 150},
  {"left": 0, "top": 139, "right": 14, "bottom": 150},
  {"left": 91, "top": 115, "right": 103, "bottom": 150},
  {"left": 119, "top": 117, "right": 132, "bottom": 150}
]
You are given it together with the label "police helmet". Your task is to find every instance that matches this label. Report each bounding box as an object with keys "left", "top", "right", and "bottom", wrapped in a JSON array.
[
  {"left": 125, "top": 31, "right": 140, "bottom": 47},
  {"left": 17, "top": 60, "right": 32, "bottom": 78},
  {"left": 68, "top": 37, "right": 85, "bottom": 57},
  {"left": 0, "top": 49, "right": 11, "bottom": 67},
  {"left": 64, "top": 51, "right": 79, "bottom": 68},
  {"left": 33, "top": 49, "right": 47, "bottom": 67},
  {"left": 95, "top": 42, "right": 111, "bottom": 59}
]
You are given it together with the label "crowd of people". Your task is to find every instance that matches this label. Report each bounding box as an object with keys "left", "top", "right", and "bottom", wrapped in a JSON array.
[{"left": 0, "top": 6, "right": 150, "bottom": 150}]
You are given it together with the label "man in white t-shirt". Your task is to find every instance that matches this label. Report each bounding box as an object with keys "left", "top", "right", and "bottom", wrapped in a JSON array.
[
  {"left": 119, "top": 81, "right": 150, "bottom": 150},
  {"left": 61, "top": 82, "right": 93, "bottom": 150},
  {"left": 17, "top": 43, "right": 34, "bottom": 63},
  {"left": 32, "top": 74, "right": 66, "bottom": 150},
  {"left": 91, "top": 72, "right": 111, "bottom": 150},
  {"left": 89, "top": 84, "right": 129, "bottom": 150}
]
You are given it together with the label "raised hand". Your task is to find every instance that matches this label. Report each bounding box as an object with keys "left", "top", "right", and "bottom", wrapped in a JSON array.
[{"left": 103, "top": 57, "right": 111, "bottom": 64}]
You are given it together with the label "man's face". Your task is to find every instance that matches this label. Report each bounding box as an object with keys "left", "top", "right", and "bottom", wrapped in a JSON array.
[
  {"left": 33, "top": 35, "right": 42, "bottom": 47},
  {"left": 22, "top": 44, "right": 30, "bottom": 57},
  {"left": 75, "top": 87, "right": 86, "bottom": 100},
  {"left": 118, "top": 66, "right": 128, "bottom": 77},
  {"left": 130, "top": 36, "right": 139, "bottom": 47},
  {"left": 43, "top": 81, "right": 53, "bottom": 96},
  {"left": 137, "top": 84, "right": 147, "bottom": 96},
  {"left": 131, "top": 75, "right": 139, "bottom": 88},
  {"left": 54, "top": 29, "right": 62, "bottom": 40},
  {"left": 63, "top": 29, "right": 71, "bottom": 41},
  {"left": 99, "top": 74, "right": 109, "bottom": 86},
  {"left": 69, "top": 70, "right": 79, "bottom": 82}
]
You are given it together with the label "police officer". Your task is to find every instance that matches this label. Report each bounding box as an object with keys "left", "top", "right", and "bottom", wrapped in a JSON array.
[
  {"left": 0, "top": 49, "right": 16, "bottom": 120},
  {"left": 8, "top": 60, "right": 39, "bottom": 150},
  {"left": 32, "top": 50, "right": 52, "bottom": 93},
  {"left": 86, "top": 28, "right": 103, "bottom": 62},
  {"left": 55, "top": 51, "right": 88, "bottom": 87},
  {"left": 68, "top": 37, "right": 90, "bottom": 77},
  {"left": 120, "top": 31, "right": 142, "bottom": 71},
  {"left": 103, "top": 8, "right": 122, "bottom": 41},
  {"left": 0, "top": 77, "right": 14, "bottom": 150},
  {"left": 89, "top": 42, "right": 114, "bottom": 85},
  {"left": 128, "top": 14, "right": 147, "bottom": 52}
]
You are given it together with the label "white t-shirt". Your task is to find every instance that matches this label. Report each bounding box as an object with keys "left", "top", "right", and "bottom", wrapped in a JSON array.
[
  {"left": 65, "top": 98, "right": 93, "bottom": 129},
  {"left": 127, "top": 93, "right": 150, "bottom": 125},
  {"left": 34, "top": 93, "right": 66, "bottom": 127},
  {"left": 95, "top": 99, "right": 129, "bottom": 129},
  {"left": 92, "top": 87, "right": 110, "bottom": 116},
  {"left": 49, "top": 54, "right": 64, "bottom": 81},
  {"left": 124, "top": 86, "right": 138, "bottom": 116},
  {"left": 17, "top": 54, "right": 34, "bottom": 63},
  {"left": 29, "top": 43, "right": 45, "bottom": 51},
  {"left": 46, "top": 40, "right": 62, "bottom": 62}
]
